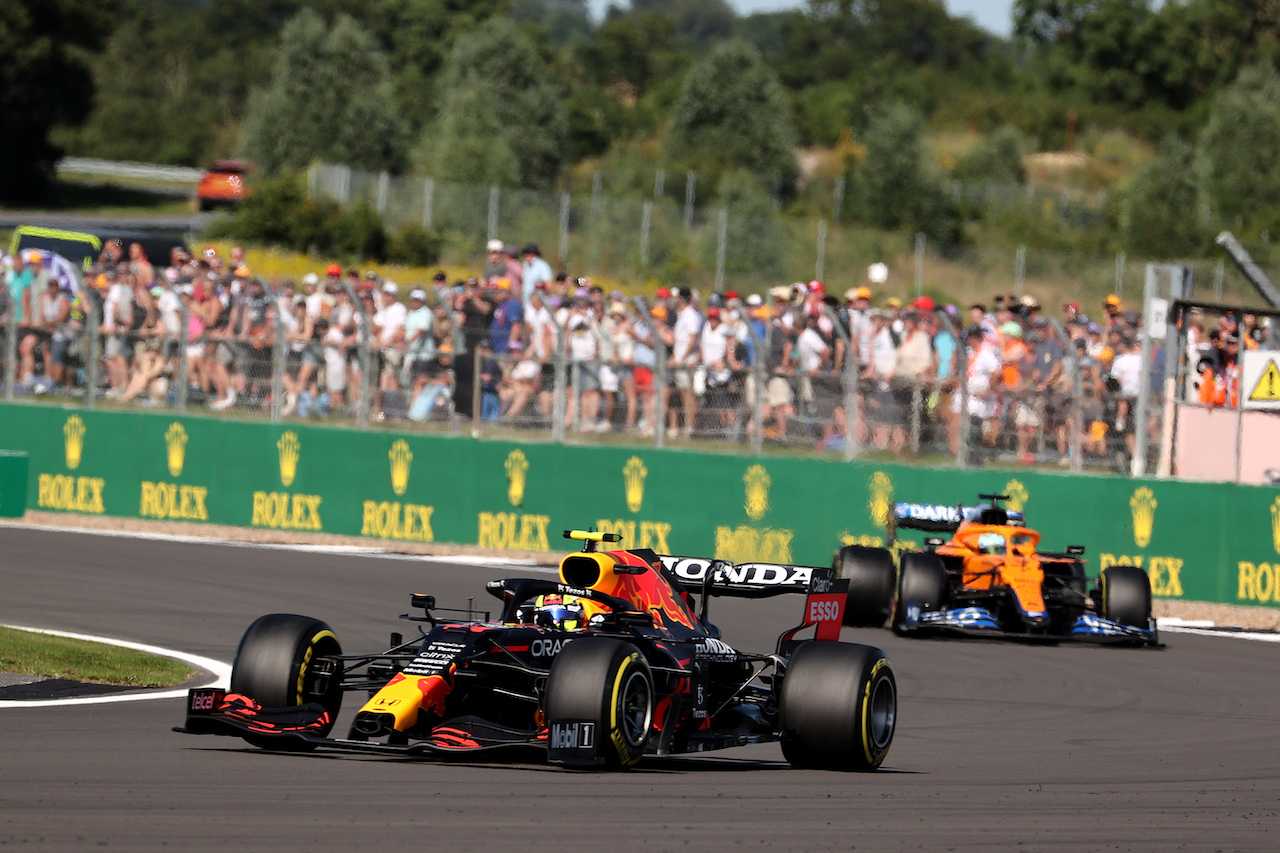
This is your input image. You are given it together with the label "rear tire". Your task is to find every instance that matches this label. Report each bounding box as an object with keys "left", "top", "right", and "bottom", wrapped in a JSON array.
[
  {"left": 780, "top": 642, "right": 896, "bottom": 771},
  {"left": 892, "top": 551, "right": 947, "bottom": 632},
  {"left": 1099, "top": 565, "right": 1151, "bottom": 628},
  {"left": 230, "top": 614, "right": 343, "bottom": 747},
  {"left": 544, "top": 638, "right": 653, "bottom": 768},
  {"left": 834, "top": 545, "right": 895, "bottom": 627}
]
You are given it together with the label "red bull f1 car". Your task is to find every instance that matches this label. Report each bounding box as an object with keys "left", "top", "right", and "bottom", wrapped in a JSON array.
[
  {"left": 176, "top": 530, "right": 898, "bottom": 770},
  {"left": 835, "top": 494, "right": 1158, "bottom": 646}
]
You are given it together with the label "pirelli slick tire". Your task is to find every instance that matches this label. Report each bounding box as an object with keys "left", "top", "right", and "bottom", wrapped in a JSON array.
[
  {"left": 835, "top": 545, "right": 895, "bottom": 627},
  {"left": 1099, "top": 565, "right": 1152, "bottom": 629},
  {"left": 892, "top": 551, "right": 948, "bottom": 632},
  {"left": 545, "top": 638, "right": 653, "bottom": 769},
  {"left": 230, "top": 613, "right": 343, "bottom": 748},
  {"left": 780, "top": 642, "right": 896, "bottom": 771}
]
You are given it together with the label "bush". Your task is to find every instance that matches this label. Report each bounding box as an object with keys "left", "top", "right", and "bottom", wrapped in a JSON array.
[{"left": 388, "top": 223, "right": 444, "bottom": 266}]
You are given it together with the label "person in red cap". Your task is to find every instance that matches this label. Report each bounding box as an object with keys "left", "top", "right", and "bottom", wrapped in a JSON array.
[{"left": 911, "top": 295, "right": 935, "bottom": 312}]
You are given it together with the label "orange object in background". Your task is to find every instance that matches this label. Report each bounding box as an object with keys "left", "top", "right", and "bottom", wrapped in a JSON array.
[{"left": 196, "top": 159, "right": 250, "bottom": 211}]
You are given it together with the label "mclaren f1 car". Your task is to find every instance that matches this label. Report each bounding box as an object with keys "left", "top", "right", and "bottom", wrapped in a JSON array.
[
  {"left": 176, "top": 530, "right": 898, "bottom": 770},
  {"left": 835, "top": 494, "right": 1157, "bottom": 646}
]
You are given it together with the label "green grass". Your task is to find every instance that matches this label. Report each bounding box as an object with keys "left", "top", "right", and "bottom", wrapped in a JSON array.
[{"left": 0, "top": 626, "right": 194, "bottom": 687}]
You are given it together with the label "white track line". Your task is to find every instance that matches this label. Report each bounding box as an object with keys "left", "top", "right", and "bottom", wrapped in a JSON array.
[
  {"left": 0, "top": 519, "right": 547, "bottom": 568},
  {"left": 1158, "top": 625, "right": 1280, "bottom": 643},
  {"left": 0, "top": 625, "right": 232, "bottom": 708}
]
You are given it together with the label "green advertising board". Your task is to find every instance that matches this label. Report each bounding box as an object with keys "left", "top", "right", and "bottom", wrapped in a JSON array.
[
  {"left": 3, "top": 402, "right": 1278, "bottom": 609},
  {"left": 0, "top": 450, "right": 29, "bottom": 518}
]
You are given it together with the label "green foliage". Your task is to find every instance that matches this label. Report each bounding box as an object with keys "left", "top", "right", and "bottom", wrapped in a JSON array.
[
  {"left": 425, "top": 17, "right": 567, "bottom": 188},
  {"left": 707, "top": 172, "right": 786, "bottom": 278},
  {"left": 1122, "top": 136, "right": 1204, "bottom": 257},
  {"left": 953, "top": 126, "right": 1029, "bottom": 185},
  {"left": 846, "top": 100, "right": 960, "bottom": 244},
  {"left": 242, "top": 9, "right": 408, "bottom": 174},
  {"left": 666, "top": 40, "right": 798, "bottom": 189},
  {"left": 388, "top": 223, "right": 445, "bottom": 266},
  {"left": 1196, "top": 62, "right": 1280, "bottom": 228},
  {"left": 0, "top": 0, "right": 115, "bottom": 201}
]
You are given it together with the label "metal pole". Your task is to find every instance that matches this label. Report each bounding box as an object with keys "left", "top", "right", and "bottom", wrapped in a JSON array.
[
  {"left": 715, "top": 208, "right": 728, "bottom": 292},
  {"left": 570, "top": 361, "right": 582, "bottom": 435},
  {"left": 815, "top": 219, "right": 827, "bottom": 283},
  {"left": 472, "top": 348, "right": 483, "bottom": 436},
  {"left": 376, "top": 171, "right": 389, "bottom": 215},
  {"left": 422, "top": 178, "right": 435, "bottom": 230},
  {"left": 641, "top": 200, "right": 652, "bottom": 268},
  {"left": 914, "top": 232, "right": 925, "bottom": 298},
  {"left": 591, "top": 172, "right": 602, "bottom": 222},
  {"left": 1131, "top": 265, "right": 1158, "bottom": 476},
  {"left": 3, "top": 285, "right": 15, "bottom": 401},
  {"left": 1214, "top": 259, "right": 1225, "bottom": 301},
  {"left": 942, "top": 310, "right": 970, "bottom": 468},
  {"left": 1049, "top": 318, "right": 1082, "bottom": 473},
  {"left": 821, "top": 305, "right": 858, "bottom": 460},
  {"left": 654, "top": 317, "right": 668, "bottom": 450},
  {"left": 270, "top": 305, "right": 286, "bottom": 423},
  {"left": 832, "top": 176, "right": 845, "bottom": 222},
  {"left": 174, "top": 283, "right": 188, "bottom": 413},
  {"left": 1015, "top": 245, "right": 1026, "bottom": 297},
  {"left": 86, "top": 297, "right": 100, "bottom": 408},
  {"left": 1115, "top": 251, "right": 1126, "bottom": 298},
  {"left": 558, "top": 192, "right": 571, "bottom": 268},
  {"left": 551, "top": 325, "right": 566, "bottom": 444},
  {"left": 684, "top": 172, "right": 697, "bottom": 228},
  {"left": 654, "top": 169, "right": 665, "bottom": 199},
  {"left": 487, "top": 185, "right": 500, "bottom": 243},
  {"left": 342, "top": 283, "right": 371, "bottom": 429}
]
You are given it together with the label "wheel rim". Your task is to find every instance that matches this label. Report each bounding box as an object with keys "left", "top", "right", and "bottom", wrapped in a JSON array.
[
  {"left": 868, "top": 674, "right": 896, "bottom": 751},
  {"left": 618, "top": 670, "right": 652, "bottom": 748}
]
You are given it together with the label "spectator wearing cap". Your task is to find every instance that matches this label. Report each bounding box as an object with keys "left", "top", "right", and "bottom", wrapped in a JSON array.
[
  {"left": 324, "top": 263, "right": 342, "bottom": 292},
  {"left": 362, "top": 270, "right": 380, "bottom": 295},
  {"left": 372, "top": 281, "right": 408, "bottom": 415},
  {"left": 521, "top": 243, "right": 552, "bottom": 307},
  {"left": 1103, "top": 294, "right": 1124, "bottom": 331},
  {"left": 482, "top": 239, "right": 505, "bottom": 280}
]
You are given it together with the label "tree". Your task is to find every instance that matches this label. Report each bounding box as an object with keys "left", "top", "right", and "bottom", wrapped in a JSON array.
[
  {"left": 0, "top": 0, "right": 115, "bottom": 201},
  {"left": 241, "top": 9, "right": 408, "bottom": 174},
  {"left": 1196, "top": 62, "right": 1280, "bottom": 228},
  {"left": 953, "top": 125, "right": 1029, "bottom": 185},
  {"left": 848, "top": 99, "right": 960, "bottom": 243},
  {"left": 1123, "top": 136, "right": 1203, "bottom": 257},
  {"left": 425, "top": 17, "right": 567, "bottom": 188},
  {"left": 666, "top": 40, "right": 798, "bottom": 190}
]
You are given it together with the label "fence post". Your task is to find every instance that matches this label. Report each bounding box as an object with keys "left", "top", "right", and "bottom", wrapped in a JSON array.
[
  {"left": 833, "top": 176, "right": 845, "bottom": 222},
  {"left": 3, "top": 288, "right": 15, "bottom": 400},
  {"left": 487, "top": 185, "right": 500, "bottom": 243},
  {"left": 654, "top": 169, "right": 665, "bottom": 199},
  {"left": 339, "top": 165, "right": 351, "bottom": 204},
  {"left": 85, "top": 297, "right": 100, "bottom": 408},
  {"left": 1213, "top": 259, "right": 1225, "bottom": 301},
  {"left": 174, "top": 283, "right": 189, "bottom": 413},
  {"left": 1115, "top": 250, "right": 1126, "bottom": 298},
  {"left": 472, "top": 348, "right": 483, "bottom": 437},
  {"left": 821, "top": 305, "right": 858, "bottom": 461},
  {"left": 654, "top": 320, "right": 668, "bottom": 449},
  {"left": 558, "top": 192, "right": 571, "bottom": 268},
  {"left": 641, "top": 199, "right": 653, "bottom": 268},
  {"left": 376, "top": 171, "right": 389, "bottom": 215},
  {"left": 422, "top": 178, "right": 435, "bottom": 230},
  {"left": 270, "top": 307, "right": 286, "bottom": 423},
  {"left": 815, "top": 219, "right": 828, "bottom": 283},
  {"left": 343, "top": 283, "right": 371, "bottom": 429},
  {"left": 715, "top": 207, "right": 728, "bottom": 292},
  {"left": 1015, "top": 245, "right": 1026, "bottom": 297},
  {"left": 684, "top": 172, "right": 697, "bottom": 228},
  {"left": 590, "top": 171, "right": 602, "bottom": 221},
  {"left": 570, "top": 361, "right": 582, "bottom": 435},
  {"left": 914, "top": 232, "right": 925, "bottom": 298},
  {"left": 551, "top": 326, "right": 566, "bottom": 444}
]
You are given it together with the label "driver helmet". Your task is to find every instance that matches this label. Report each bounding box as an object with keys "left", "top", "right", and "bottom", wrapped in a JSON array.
[
  {"left": 977, "top": 532, "right": 1006, "bottom": 555},
  {"left": 531, "top": 594, "right": 584, "bottom": 631}
]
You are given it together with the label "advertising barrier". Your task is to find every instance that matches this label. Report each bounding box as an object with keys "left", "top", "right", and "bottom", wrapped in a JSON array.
[
  {"left": 3, "top": 402, "right": 1278, "bottom": 608},
  {"left": 0, "top": 450, "right": 29, "bottom": 518}
]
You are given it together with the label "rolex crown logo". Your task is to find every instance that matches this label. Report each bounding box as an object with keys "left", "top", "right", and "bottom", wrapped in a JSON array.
[
  {"left": 505, "top": 449, "right": 529, "bottom": 507},
  {"left": 1004, "top": 479, "right": 1028, "bottom": 512},
  {"left": 277, "top": 431, "right": 301, "bottom": 488},
  {"left": 623, "top": 456, "right": 647, "bottom": 514},
  {"left": 165, "top": 422, "right": 189, "bottom": 478},
  {"left": 744, "top": 465, "right": 771, "bottom": 521},
  {"left": 1271, "top": 498, "right": 1280, "bottom": 556},
  {"left": 389, "top": 439, "right": 413, "bottom": 496},
  {"left": 63, "top": 415, "right": 86, "bottom": 470},
  {"left": 868, "top": 471, "right": 893, "bottom": 528},
  {"left": 1130, "top": 487, "right": 1157, "bottom": 549}
]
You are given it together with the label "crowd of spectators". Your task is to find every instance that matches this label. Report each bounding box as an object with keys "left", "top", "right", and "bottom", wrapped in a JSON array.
[{"left": 1, "top": 236, "right": 1270, "bottom": 465}]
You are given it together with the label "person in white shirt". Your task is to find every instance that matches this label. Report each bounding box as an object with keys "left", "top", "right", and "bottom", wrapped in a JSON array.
[
  {"left": 670, "top": 290, "right": 703, "bottom": 437},
  {"left": 101, "top": 273, "right": 135, "bottom": 395},
  {"left": 520, "top": 243, "right": 553, "bottom": 308},
  {"left": 373, "top": 281, "right": 408, "bottom": 414},
  {"left": 950, "top": 326, "right": 1002, "bottom": 459}
]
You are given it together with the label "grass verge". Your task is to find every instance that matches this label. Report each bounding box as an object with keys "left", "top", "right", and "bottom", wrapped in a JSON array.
[{"left": 0, "top": 626, "right": 194, "bottom": 687}]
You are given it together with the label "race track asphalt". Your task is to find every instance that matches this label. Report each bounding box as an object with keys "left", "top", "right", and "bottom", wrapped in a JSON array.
[{"left": 2, "top": 526, "right": 1278, "bottom": 851}]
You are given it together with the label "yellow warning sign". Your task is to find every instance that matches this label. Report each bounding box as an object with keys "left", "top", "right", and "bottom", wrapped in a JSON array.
[{"left": 1248, "top": 360, "right": 1280, "bottom": 402}]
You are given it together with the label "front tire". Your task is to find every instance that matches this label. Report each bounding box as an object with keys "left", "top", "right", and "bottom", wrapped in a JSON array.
[
  {"left": 780, "top": 642, "right": 896, "bottom": 771},
  {"left": 1099, "top": 565, "right": 1152, "bottom": 628},
  {"left": 230, "top": 614, "right": 343, "bottom": 746},
  {"left": 834, "top": 545, "right": 895, "bottom": 627},
  {"left": 892, "top": 551, "right": 948, "bottom": 632},
  {"left": 544, "top": 638, "right": 653, "bottom": 768}
]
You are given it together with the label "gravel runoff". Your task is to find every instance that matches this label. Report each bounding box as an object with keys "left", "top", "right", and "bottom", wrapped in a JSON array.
[{"left": 12, "top": 511, "right": 1280, "bottom": 632}]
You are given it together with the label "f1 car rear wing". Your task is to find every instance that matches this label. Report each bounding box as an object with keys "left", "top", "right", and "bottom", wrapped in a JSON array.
[
  {"left": 890, "top": 494, "right": 1025, "bottom": 537},
  {"left": 658, "top": 555, "right": 827, "bottom": 598}
]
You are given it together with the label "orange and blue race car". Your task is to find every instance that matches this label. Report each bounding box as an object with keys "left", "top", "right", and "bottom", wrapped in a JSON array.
[
  {"left": 176, "top": 530, "right": 897, "bottom": 770},
  {"left": 836, "top": 494, "right": 1158, "bottom": 646}
]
